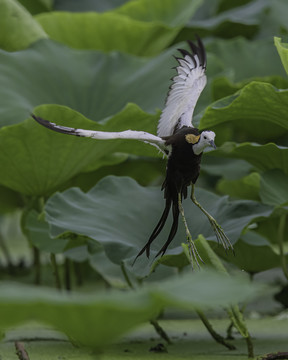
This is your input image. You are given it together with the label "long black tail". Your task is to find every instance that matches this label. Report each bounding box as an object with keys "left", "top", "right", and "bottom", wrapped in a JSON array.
[
  {"left": 133, "top": 197, "right": 172, "bottom": 264},
  {"left": 155, "top": 200, "right": 179, "bottom": 257},
  {"left": 133, "top": 187, "right": 180, "bottom": 264}
]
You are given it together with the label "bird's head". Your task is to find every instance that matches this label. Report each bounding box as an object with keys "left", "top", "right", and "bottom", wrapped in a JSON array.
[{"left": 191, "top": 130, "right": 216, "bottom": 155}]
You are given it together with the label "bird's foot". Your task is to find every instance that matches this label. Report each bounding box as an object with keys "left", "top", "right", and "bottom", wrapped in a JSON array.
[
  {"left": 190, "top": 184, "right": 234, "bottom": 254},
  {"left": 178, "top": 193, "right": 204, "bottom": 269},
  {"left": 186, "top": 236, "right": 204, "bottom": 270},
  {"left": 206, "top": 215, "right": 234, "bottom": 253}
]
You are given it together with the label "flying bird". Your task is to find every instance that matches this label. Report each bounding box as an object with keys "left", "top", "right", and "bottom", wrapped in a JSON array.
[{"left": 32, "top": 37, "right": 233, "bottom": 267}]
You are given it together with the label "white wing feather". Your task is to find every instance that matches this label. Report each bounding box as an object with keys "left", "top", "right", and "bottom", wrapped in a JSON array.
[
  {"left": 32, "top": 115, "right": 166, "bottom": 154},
  {"left": 33, "top": 38, "right": 207, "bottom": 150},
  {"left": 157, "top": 40, "right": 207, "bottom": 137}
]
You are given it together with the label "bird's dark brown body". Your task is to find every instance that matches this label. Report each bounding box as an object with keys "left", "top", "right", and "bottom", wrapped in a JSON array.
[
  {"left": 134, "top": 127, "right": 203, "bottom": 260},
  {"left": 164, "top": 127, "right": 202, "bottom": 199}
]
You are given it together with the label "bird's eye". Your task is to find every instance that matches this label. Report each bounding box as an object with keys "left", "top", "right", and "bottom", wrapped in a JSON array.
[{"left": 203, "top": 136, "right": 207, "bottom": 140}]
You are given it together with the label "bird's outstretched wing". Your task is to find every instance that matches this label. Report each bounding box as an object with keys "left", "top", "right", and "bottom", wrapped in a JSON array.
[
  {"left": 32, "top": 115, "right": 166, "bottom": 153},
  {"left": 157, "top": 37, "right": 207, "bottom": 137}
]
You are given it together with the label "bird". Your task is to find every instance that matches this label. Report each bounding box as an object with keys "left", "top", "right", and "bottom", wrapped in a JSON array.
[{"left": 32, "top": 37, "right": 233, "bottom": 268}]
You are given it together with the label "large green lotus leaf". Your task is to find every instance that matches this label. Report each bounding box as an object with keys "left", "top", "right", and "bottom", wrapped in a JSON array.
[
  {"left": 65, "top": 156, "right": 165, "bottom": 193},
  {"left": 114, "top": 0, "right": 203, "bottom": 26},
  {"left": 201, "top": 157, "right": 253, "bottom": 180},
  {"left": 89, "top": 248, "right": 129, "bottom": 288},
  {"left": 0, "top": 282, "right": 161, "bottom": 349},
  {"left": 0, "top": 186, "right": 23, "bottom": 214},
  {"left": 0, "top": 39, "right": 177, "bottom": 127},
  {"left": 155, "top": 235, "right": 229, "bottom": 275},
  {"left": 185, "top": 0, "right": 267, "bottom": 39},
  {"left": 255, "top": 205, "right": 288, "bottom": 246},
  {"left": 0, "top": 104, "right": 161, "bottom": 196},
  {"left": 18, "top": 0, "right": 53, "bottom": 15},
  {"left": 44, "top": 176, "right": 272, "bottom": 277},
  {"left": 0, "top": 0, "right": 47, "bottom": 51},
  {"left": 258, "top": 0, "right": 288, "bottom": 39},
  {"left": 182, "top": 39, "right": 282, "bottom": 128},
  {"left": 199, "top": 82, "right": 288, "bottom": 141},
  {"left": 54, "top": 0, "right": 127, "bottom": 12},
  {"left": 213, "top": 231, "right": 282, "bottom": 273},
  {"left": 275, "top": 37, "right": 288, "bottom": 76},
  {"left": 206, "top": 38, "right": 287, "bottom": 83},
  {"left": 217, "top": 172, "right": 261, "bottom": 201},
  {"left": 54, "top": 0, "right": 202, "bottom": 23},
  {"left": 186, "top": 1, "right": 288, "bottom": 41},
  {"left": 209, "top": 142, "right": 288, "bottom": 175},
  {"left": 0, "top": 270, "right": 264, "bottom": 348},
  {"left": 197, "top": 38, "right": 288, "bottom": 116},
  {"left": 25, "top": 210, "right": 70, "bottom": 253},
  {"left": 211, "top": 75, "right": 288, "bottom": 102},
  {"left": 35, "top": 12, "right": 177, "bottom": 55},
  {"left": 35, "top": 0, "right": 202, "bottom": 55},
  {"left": 259, "top": 169, "right": 288, "bottom": 206},
  {"left": 151, "top": 269, "right": 264, "bottom": 309}
]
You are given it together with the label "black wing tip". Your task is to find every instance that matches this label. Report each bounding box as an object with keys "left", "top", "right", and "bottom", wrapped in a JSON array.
[
  {"left": 177, "top": 35, "right": 207, "bottom": 69},
  {"left": 31, "top": 114, "right": 75, "bottom": 136},
  {"left": 31, "top": 114, "right": 54, "bottom": 129}
]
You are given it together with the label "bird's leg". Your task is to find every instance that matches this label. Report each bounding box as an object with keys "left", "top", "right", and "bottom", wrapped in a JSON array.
[
  {"left": 178, "top": 193, "right": 203, "bottom": 269},
  {"left": 190, "top": 184, "right": 234, "bottom": 253}
]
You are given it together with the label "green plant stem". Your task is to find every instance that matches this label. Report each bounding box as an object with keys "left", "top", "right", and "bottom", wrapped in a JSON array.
[
  {"left": 0, "top": 232, "right": 13, "bottom": 269},
  {"left": 33, "top": 246, "right": 41, "bottom": 285},
  {"left": 150, "top": 319, "right": 172, "bottom": 344},
  {"left": 278, "top": 214, "right": 288, "bottom": 281},
  {"left": 121, "top": 261, "right": 134, "bottom": 289},
  {"left": 226, "top": 322, "right": 234, "bottom": 340},
  {"left": 50, "top": 254, "right": 62, "bottom": 290},
  {"left": 73, "top": 261, "right": 83, "bottom": 287},
  {"left": 21, "top": 197, "right": 46, "bottom": 285},
  {"left": 196, "top": 309, "right": 236, "bottom": 350},
  {"left": 120, "top": 261, "right": 172, "bottom": 345},
  {"left": 228, "top": 305, "right": 254, "bottom": 358},
  {"left": 64, "top": 258, "right": 71, "bottom": 291},
  {"left": 246, "top": 333, "right": 254, "bottom": 359}
]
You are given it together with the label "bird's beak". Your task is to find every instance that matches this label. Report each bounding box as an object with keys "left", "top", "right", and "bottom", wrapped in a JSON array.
[{"left": 209, "top": 140, "right": 216, "bottom": 149}]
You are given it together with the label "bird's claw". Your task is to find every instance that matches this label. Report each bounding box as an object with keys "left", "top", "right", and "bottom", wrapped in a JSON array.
[
  {"left": 207, "top": 216, "right": 234, "bottom": 254},
  {"left": 187, "top": 238, "right": 204, "bottom": 270}
]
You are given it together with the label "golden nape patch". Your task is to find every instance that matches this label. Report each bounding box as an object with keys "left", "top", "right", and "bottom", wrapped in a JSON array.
[{"left": 185, "top": 134, "right": 200, "bottom": 144}]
